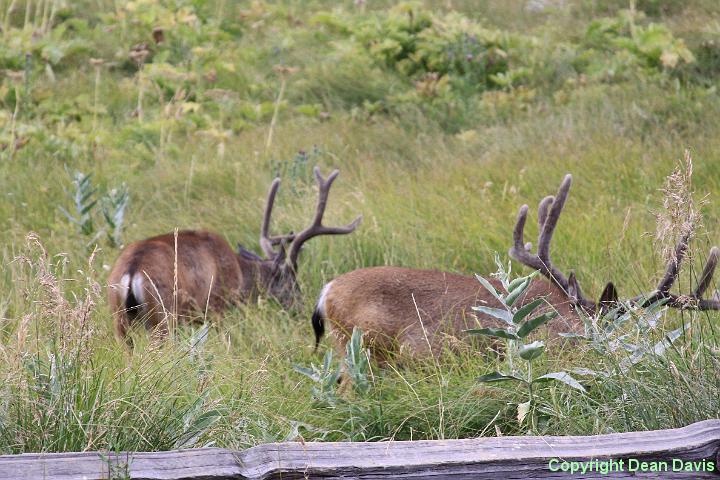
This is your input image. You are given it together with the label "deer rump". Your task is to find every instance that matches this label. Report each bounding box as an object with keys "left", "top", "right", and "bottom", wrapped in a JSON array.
[
  {"left": 108, "top": 231, "right": 243, "bottom": 340},
  {"left": 312, "top": 266, "right": 582, "bottom": 361}
]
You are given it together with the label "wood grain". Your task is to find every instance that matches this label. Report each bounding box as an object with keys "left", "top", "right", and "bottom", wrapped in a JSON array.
[{"left": 1, "top": 419, "right": 718, "bottom": 479}]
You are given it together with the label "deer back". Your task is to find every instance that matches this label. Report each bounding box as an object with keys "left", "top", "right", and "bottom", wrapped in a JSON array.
[
  {"left": 317, "top": 266, "right": 582, "bottom": 360},
  {"left": 107, "top": 230, "right": 246, "bottom": 339}
]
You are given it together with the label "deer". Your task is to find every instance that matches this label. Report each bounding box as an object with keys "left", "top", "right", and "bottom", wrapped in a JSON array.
[
  {"left": 107, "top": 167, "right": 362, "bottom": 343},
  {"left": 311, "top": 174, "right": 720, "bottom": 361}
]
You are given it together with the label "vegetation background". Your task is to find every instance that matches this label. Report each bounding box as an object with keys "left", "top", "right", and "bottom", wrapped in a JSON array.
[{"left": 1, "top": 0, "right": 719, "bottom": 453}]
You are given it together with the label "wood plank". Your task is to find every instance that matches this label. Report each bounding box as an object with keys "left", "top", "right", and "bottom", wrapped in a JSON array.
[{"left": 0, "top": 420, "right": 718, "bottom": 479}]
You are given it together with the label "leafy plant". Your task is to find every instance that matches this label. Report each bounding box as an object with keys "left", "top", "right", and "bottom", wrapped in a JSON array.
[
  {"left": 293, "top": 350, "right": 342, "bottom": 407},
  {"left": 60, "top": 169, "right": 130, "bottom": 247},
  {"left": 344, "top": 327, "right": 371, "bottom": 396},
  {"left": 100, "top": 184, "right": 130, "bottom": 248},
  {"left": 172, "top": 391, "right": 221, "bottom": 449},
  {"left": 59, "top": 168, "right": 98, "bottom": 236},
  {"left": 561, "top": 299, "right": 689, "bottom": 374},
  {"left": 467, "top": 257, "right": 585, "bottom": 432},
  {"left": 294, "top": 327, "right": 372, "bottom": 404},
  {"left": 351, "top": 4, "right": 525, "bottom": 93},
  {"left": 582, "top": 9, "right": 694, "bottom": 78}
]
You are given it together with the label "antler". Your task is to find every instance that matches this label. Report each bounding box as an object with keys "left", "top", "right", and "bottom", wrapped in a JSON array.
[
  {"left": 259, "top": 177, "right": 296, "bottom": 259},
  {"left": 509, "top": 174, "right": 596, "bottom": 312},
  {"left": 286, "top": 167, "right": 363, "bottom": 270},
  {"left": 510, "top": 174, "right": 720, "bottom": 315},
  {"left": 632, "top": 237, "right": 720, "bottom": 310}
]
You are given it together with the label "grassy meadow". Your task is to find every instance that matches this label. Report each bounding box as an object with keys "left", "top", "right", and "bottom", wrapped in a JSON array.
[{"left": 1, "top": 0, "right": 720, "bottom": 453}]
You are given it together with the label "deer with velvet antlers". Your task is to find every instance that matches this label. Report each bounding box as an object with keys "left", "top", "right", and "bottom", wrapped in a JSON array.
[
  {"left": 108, "top": 167, "right": 361, "bottom": 343},
  {"left": 312, "top": 174, "right": 720, "bottom": 360}
]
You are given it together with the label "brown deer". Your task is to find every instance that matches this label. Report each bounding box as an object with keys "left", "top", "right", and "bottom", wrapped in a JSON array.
[
  {"left": 108, "top": 167, "right": 362, "bottom": 343},
  {"left": 312, "top": 174, "right": 720, "bottom": 360}
]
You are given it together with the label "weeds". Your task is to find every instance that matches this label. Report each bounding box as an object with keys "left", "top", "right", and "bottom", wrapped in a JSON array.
[
  {"left": 0, "top": 0, "right": 719, "bottom": 453},
  {"left": 60, "top": 169, "right": 130, "bottom": 248},
  {"left": 59, "top": 169, "right": 98, "bottom": 237},
  {"left": 468, "top": 258, "right": 586, "bottom": 432},
  {"left": 100, "top": 184, "right": 130, "bottom": 248},
  {"left": 293, "top": 350, "right": 342, "bottom": 406}
]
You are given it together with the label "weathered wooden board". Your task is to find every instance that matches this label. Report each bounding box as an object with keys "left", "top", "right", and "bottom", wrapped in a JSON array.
[{"left": 1, "top": 419, "right": 719, "bottom": 479}]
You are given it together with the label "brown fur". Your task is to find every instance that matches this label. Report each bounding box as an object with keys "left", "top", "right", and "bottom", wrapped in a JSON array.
[
  {"left": 317, "top": 266, "right": 586, "bottom": 361},
  {"left": 107, "top": 230, "right": 281, "bottom": 343},
  {"left": 108, "top": 168, "right": 361, "bottom": 345}
]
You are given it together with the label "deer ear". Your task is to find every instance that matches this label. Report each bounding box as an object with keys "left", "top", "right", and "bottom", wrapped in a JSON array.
[
  {"left": 598, "top": 282, "right": 618, "bottom": 310},
  {"left": 568, "top": 271, "right": 579, "bottom": 300},
  {"left": 237, "top": 244, "right": 263, "bottom": 261},
  {"left": 272, "top": 241, "right": 287, "bottom": 268}
]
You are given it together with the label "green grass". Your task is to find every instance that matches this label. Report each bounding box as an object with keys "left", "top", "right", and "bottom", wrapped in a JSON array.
[{"left": 0, "top": 0, "right": 719, "bottom": 453}]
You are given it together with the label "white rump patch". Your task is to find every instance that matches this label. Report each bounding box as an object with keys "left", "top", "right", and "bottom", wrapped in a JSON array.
[
  {"left": 317, "top": 281, "right": 333, "bottom": 317},
  {"left": 131, "top": 274, "right": 145, "bottom": 305},
  {"left": 109, "top": 274, "right": 131, "bottom": 296}
]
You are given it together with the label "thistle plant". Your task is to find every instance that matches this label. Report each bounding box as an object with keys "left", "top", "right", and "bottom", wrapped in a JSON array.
[
  {"left": 269, "top": 147, "right": 318, "bottom": 195},
  {"left": 468, "top": 256, "right": 585, "bottom": 431}
]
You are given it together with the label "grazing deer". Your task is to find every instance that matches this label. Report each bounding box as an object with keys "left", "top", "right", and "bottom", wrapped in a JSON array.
[
  {"left": 312, "top": 174, "right": 720, "bottom": 360},
  {"left": 108, "top": 167, "right": 362, "bottom": 343}
]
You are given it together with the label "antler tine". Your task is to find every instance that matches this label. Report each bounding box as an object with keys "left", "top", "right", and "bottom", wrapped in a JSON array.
[
  {"left": 537, "top": 196, "right": 554, "bottom": 229},
  {"left": 260, "top": 178, "right": 281, "bottom": 258},
  {"left": 510, "top": 204, "right": 543, "bottom": 271},
  {"left": 655, "top": 233, "right": 691, "bottom": 295},
  {"left": 694, "top": 246, "right": 719, "bottom": 298},
  {"left": 509, "top": 174, "right": 596, "bottom": 311},
  {"left": 664, "top": 245, "right": 720, "bottom": 310},
  {"left": 259, "top": 178, "right": 297, "bottom": 259},
  {"left": 286, "top": 166, "right": 362, "bottom": 269},
  {"left": 309, "top": 166, "right": 340, "bottom": 229},
  {"left": 537, "top": 174, "right": 572, "bottom": 263},
  {"left": 629, "top": 238, "right": 720, "bottom": 311}
]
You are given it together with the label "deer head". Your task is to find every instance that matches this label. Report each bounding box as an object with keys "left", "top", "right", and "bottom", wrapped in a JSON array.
[{"left": 238, "top": 166, "right": 363, "bottom": 308}]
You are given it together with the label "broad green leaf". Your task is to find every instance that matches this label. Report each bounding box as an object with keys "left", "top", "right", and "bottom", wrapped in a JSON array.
[
  {"left": 653, "top": 323, "right": 689, "bottom": 356},
  {"left": 465, "top": 327, "right": 519, "bottom": 340},
  {"left": 505, "top": 278, "right": 530, "bottom": 306},
  {"left": 293, "top": 364, "right": 318, "bottom": 381},
  {"left": 518, "top": 341, "right": 545, "bottom": 361},
  {"left": 517, "top": 311, "right": 557, "bottom": 338},
  {"left": 472, "top": 305, "right": 512, "bottom": 324},
  {"left": 475, "top": 274, "right": 503, "bottom": 303},
  {"left": 506, "top": 276, "right": 527, "bottom": 293},
  {"left": 512, "top": 298, "right": 545, "bottom": 324},
  {"left": 477, "top": 371, "right": 525, "bottom": 383},
  {"left": 535, "top": 372, "right": 586, "bottom": 392}
]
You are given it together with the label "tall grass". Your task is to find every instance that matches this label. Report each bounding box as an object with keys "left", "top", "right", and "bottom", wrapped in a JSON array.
[{"left": 0, "top": 0, "right": 719, "bottom": 454}]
